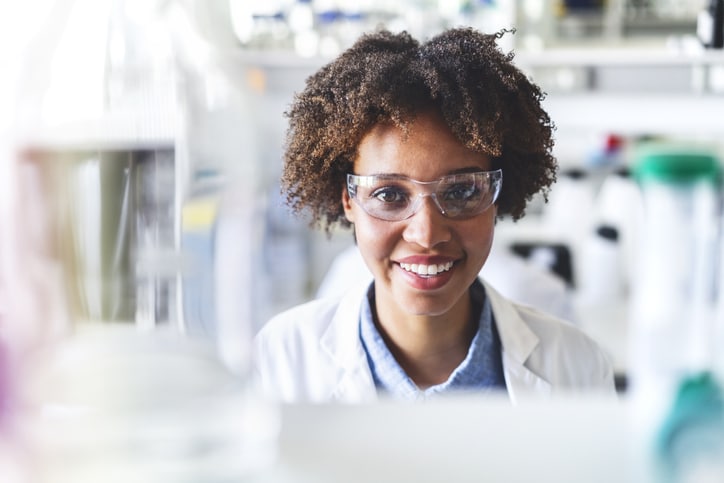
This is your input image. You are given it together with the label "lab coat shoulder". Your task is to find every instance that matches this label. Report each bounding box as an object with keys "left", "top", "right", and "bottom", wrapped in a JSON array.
[
  {"left": 253, "top": 282, "right": 374, "bottom": 403},
  {"left": 522, "top": 305, "right": 614, "bottom": 389},
  {"left": 486, "top": 283, "right": 615, "bottom": 396}
]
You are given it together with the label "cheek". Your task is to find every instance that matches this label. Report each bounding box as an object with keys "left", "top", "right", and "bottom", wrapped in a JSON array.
[
  {"left": 353, "top": 216, "right": 400, "bottom": 259},
  {"left": 462, "top": 215, "right": 496, "bottom": 258}
]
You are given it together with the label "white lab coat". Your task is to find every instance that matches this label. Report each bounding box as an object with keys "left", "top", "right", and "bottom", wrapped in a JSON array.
[{"left": 254, "top": 280, "right": 615, "bottom": 403}]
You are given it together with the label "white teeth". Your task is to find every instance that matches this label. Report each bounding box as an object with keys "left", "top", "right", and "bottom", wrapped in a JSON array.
[{"left": 400, "top": 261, "right": 454, "bottom": 276}]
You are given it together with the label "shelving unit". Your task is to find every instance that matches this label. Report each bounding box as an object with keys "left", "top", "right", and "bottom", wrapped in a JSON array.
[{"left": 509, "top": 48, "right": 724, "bottom": 141}]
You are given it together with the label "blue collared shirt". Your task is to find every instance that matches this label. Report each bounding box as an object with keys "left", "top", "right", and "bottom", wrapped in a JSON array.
[{"left": 359, "top": 279, "right": 506, "bottom": 400}]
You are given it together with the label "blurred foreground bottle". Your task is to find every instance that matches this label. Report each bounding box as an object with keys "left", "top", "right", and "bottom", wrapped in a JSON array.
[
  {"left": 629, "top": 145, "right": 724, "bottom": 483},
  {"left": 7, "top": 0, "right": 279, "bottom": 481}
]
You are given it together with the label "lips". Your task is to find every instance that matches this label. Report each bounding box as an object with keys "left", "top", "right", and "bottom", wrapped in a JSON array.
[
  {"left": 399, "top": 261, "right": 453, "bottom": 276},
  {"left": 395, "top": 255, "right": 458, "bottom": 290}
]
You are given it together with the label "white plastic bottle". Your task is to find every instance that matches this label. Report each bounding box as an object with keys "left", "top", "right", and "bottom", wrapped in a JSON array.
[{"left": 577, "top": 223, "right": 624, "bottom": 308}]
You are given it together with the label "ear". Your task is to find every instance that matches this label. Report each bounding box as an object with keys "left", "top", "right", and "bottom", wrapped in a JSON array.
[{"left": 342, "top": 187, "right": 355, "bottom": 223}]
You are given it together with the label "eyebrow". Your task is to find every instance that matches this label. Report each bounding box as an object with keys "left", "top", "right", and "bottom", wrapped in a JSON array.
[
  {"left": 364, "top": 167, "right": 486, "bottom": 178},
  {"left": 450, "top": 167, "right": 485, "bottom": 175}
]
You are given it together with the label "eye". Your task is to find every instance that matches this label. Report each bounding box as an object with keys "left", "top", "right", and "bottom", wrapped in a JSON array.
[
  {"left": 371, "top": 186, "right": 409, "bottom": 204},
  {"left": 443, "top": 182, "right": 480, "bottom": 202}
]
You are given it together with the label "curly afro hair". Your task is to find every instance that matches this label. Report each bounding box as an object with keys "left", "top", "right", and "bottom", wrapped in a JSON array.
[{"left": 281, "top": 27, "right": 557, "bottom": 232}]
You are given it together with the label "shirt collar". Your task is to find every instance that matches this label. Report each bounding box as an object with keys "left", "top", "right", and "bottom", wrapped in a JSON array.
[{"left": 358, "top": 279, "right": 506, "bottom": 401}]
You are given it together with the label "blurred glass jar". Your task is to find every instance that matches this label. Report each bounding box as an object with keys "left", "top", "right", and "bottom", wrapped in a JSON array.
[
  {"left": 6, "top": 0, "right": 279, "bottom": 481},
  {"left": 13, "top": 0, "right": 179, "bottom": 327}
]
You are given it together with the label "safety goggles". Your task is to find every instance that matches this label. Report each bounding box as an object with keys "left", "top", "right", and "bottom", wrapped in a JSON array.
[{"left": 346, "top": 169, "right": 502, "bottom": 221}]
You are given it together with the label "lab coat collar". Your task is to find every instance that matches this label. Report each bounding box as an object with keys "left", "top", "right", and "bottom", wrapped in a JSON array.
[
  {"left": 483, "top": 281, "right": 552, "bottom": 400},
  {"left": 320, "top": 281, "right": 378, "bottom": 402}
]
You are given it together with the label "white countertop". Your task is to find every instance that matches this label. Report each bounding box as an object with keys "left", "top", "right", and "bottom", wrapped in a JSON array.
[
  {"left": 257, "top": 396, "right": 644, "bottom": 483},
  {"left": 11, "top": 326, "right": 691, "bottom": 483}
]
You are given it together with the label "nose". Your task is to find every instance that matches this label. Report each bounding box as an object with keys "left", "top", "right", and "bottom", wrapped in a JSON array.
[{"left": 402, "top": 196, "right": 452, "bottom": 248}]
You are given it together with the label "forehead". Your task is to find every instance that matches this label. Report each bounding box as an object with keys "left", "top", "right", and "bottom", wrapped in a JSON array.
[{"left": 354, "top": 112, "right": 492, "bottom": 180}]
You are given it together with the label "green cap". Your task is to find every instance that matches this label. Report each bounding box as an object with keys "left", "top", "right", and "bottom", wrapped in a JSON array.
[
  {"left": 655, "top": 371, "right": 724, "bottom": 476},
  {"left": 634, "top": 145, "right": 721, "bottom": 184}
]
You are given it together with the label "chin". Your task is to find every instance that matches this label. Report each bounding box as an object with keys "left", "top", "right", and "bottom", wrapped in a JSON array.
[{"left": 400, "top": 295, "right": 458, "bottom": 318}]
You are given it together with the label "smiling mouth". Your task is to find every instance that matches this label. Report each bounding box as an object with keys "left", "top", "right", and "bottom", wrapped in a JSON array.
[{"left": 399, "top": 261, "right": 454, "bottom": 277}]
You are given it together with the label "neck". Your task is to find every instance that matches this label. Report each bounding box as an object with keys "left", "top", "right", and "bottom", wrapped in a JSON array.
[{"left": 373, "top": 291, "right": 476, "bottom": 388}]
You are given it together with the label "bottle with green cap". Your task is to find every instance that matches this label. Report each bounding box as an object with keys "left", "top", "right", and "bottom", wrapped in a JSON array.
[{"left": 629, "top": 144, "right": 724, "bottom": 482}]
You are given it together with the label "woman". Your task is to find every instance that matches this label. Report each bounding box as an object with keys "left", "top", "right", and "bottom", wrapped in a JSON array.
[{"left": 254, "top": 27, "right": 615, "bottom": 402}]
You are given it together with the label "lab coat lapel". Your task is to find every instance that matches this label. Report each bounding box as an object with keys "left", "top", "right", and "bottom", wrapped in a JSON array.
[
  {"left": 319, "top": 282, "right": 378, "bottom": 402},
  {"left": 483, "top": 281, "right": 552, "bottom": 400},
  {"left": 502, "top": 352, "right": 552, "bottom": 400}
]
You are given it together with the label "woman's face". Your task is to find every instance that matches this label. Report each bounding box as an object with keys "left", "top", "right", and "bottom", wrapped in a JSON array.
[{"left": 342, "top": 111, "right": 497, "bottom": 318}]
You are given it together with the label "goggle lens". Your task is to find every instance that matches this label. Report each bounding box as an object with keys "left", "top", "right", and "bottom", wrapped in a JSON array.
[{"left": 347, "top": 170, "right": 502, "bottom": 221}]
